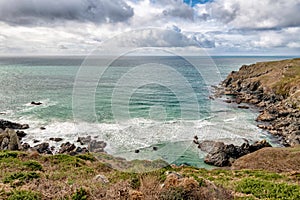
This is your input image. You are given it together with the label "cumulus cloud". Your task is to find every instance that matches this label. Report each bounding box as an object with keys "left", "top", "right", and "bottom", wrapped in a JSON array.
[
  {"left": 103, "top": 28, "right": 215, "bottom": 48},
  {"left": 208, "top": 0, "right": 300, "bottom": 29},
  {"left": 0, "top": 0, "right": 299, "bottom": 55},
  {"left": 253, "top": 27, "right": 300, "bottom": 48},
  {"left": 0, "top": 0, "right": 134, "bottom": 25}
]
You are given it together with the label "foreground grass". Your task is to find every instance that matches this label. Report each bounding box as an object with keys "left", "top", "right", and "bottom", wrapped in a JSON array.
[{"left": 0, "top": 150, "right": 299, "bottom": 199}]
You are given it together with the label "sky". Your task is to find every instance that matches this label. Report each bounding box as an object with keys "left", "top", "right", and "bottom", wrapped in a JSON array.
[{"left": 0, "top": 0, "right": 299, "bottom": 55}]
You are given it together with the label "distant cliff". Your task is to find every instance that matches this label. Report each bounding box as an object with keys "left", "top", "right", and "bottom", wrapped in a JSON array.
[{"left": 220, "top": 58, "right": 300, "bottom": 146}]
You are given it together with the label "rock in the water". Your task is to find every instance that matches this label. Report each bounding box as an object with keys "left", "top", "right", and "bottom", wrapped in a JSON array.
[
  {"left": 34, "top": 142, "right": 52, "bottom": 154},
  {"left": 59, "top": 142, "right": 76, "bottom": 154},
  {"left": 16, "top": 130, "right": 27, "bottom": 140},
  {"left": 0, "top": 119, "right": 29, "bottom": 130},
  {"left": 77, "top": 136, "right": 92, "bottom": 145},
  {"left": 31, "top": 101, "right": 42, "bottom": 105},
  {"left": 22, "top": 143, "right": 31, "bottom": 150},
  {"left": 49, "top": 137, "right": 63, "bottom": 142},
  {"left": 203, "top": 140, "right": 272, "bottom": 167},
  {"left": 238, "top": 105, "right": 249, "bottom": 109},
  {"left": 135, "top": 149, "right": 140, "bottom": 153},
  {"left": 88, "top": 140, "right": 106, "bottom": 153}
]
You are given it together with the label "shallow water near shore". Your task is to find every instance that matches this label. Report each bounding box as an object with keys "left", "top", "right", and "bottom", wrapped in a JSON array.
[{"left": 0, "top": 55, "right": 294, "bottom": 168}]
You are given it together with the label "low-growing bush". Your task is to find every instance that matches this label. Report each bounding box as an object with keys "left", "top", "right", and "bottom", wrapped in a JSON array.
[
  {"left": 23, "top": 160, "right": 43, "bottom": 171},
  {"left": 72, "top": 188, "right": 88, "bottom": 200},
  {"left": 4, "top": 172, "right": 40, "bottom": 185},
  {"left": 236, "top": 178, "right": 300, "bottom": 199},
  {"left": 7, "top": 190, "right": 41, "bottom": 200}
]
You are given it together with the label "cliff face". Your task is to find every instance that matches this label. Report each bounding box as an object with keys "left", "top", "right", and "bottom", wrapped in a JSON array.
[{"left": 221, "top": 58, "right": 300, "bottom": 146}]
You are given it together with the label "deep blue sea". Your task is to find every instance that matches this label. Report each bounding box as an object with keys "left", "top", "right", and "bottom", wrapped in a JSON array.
[{"left": 0, "top": 55, "right": 294, "bottom": 167}]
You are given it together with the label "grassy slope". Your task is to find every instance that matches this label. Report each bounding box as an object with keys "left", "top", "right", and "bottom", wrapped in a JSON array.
[
  {"left": 234, "top": 58, "right": 300, "bottom": 107},
  {"left": 0, "top": 149, "right": 300, "bottom": 200}
]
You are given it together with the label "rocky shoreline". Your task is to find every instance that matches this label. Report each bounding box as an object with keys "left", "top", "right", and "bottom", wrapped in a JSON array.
[
  {"left": 1, "top": 58, "right": 299, "bottom": 168},
  {"left": 0, "top": 119, "right": 106, "bottom": 155},
  {"left": 216, "top": 58, "right": 300, "bottom": 147}
]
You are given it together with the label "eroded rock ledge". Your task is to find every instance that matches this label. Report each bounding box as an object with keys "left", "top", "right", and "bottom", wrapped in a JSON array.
[{"left": 217, "top": 58, "right": 300, "bottom": 146}]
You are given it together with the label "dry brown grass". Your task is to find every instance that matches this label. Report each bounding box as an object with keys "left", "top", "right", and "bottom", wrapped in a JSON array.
[{"left": 232, "top": 146, "right": 300, "bottom": 172}]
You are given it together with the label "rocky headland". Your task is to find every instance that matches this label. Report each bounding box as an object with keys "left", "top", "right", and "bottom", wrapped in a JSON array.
[{"left": 218, "top": 58, "right": 300, "bottom": 147}]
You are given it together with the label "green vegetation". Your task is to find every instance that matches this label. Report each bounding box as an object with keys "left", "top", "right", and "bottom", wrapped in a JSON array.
[
  {"left": 0, "top": 151, "right": 18, "bottom": 159},
  {"left": 0, "top": 150, "right": 299, "bottom": 199},
  {"left": 236, "top": 178, "right": 300, "bottom": 200},
  {"left": 72, "top": 188, "right": 88, "bottom": 200},
  {"left": 23, "top": 160, "right": 43, "bottom": 171},
  {"left": 3, "top": 172, "right": 40, "bottom": 186},
  {"left": 7, "top": 190, "right": 41, "bottom": 200}
]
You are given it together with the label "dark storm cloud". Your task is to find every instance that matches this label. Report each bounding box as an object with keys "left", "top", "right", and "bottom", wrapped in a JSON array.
[{"left": 0, "top": 0, "right": 134, "bottom": 26}]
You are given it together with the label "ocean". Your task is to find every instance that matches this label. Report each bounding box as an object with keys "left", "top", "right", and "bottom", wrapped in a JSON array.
[{"left": 0, "top": 55, "right": 293, "bottom": 168}]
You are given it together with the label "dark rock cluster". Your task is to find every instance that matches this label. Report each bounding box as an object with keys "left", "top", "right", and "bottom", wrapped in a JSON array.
[
  {"left": 0, "top": 119, "right": 107, "bottom": 156},
  {"left": 199, "top": 140, "right": 272, "bottom": 167}
]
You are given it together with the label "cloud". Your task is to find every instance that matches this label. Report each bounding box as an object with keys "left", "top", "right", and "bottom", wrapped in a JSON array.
[
  {"left": 161, "top": 1, "right": 195, "bottom": 20},
  {"left": 208, "top": 0, "right": 300, "bottom": 29},
  {"left": 103, "top": 28, "right": 215, "bottom": 48},
  {"left": 0, "top": 0, "right": 134, "bottom": 25},
  {"left": 252, "top": 27, "right": 300, "bottom": 48},
  {"left": 0, "top": 0, "right": 299, "bottom": 55}
]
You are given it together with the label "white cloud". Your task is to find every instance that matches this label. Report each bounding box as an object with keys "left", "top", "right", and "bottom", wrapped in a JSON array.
[
  {"left": 0, "top": 0, "right": 299, "bottom": 55},
  {"left": 208, "top": 0, "right": 300, "bottom": 29}
]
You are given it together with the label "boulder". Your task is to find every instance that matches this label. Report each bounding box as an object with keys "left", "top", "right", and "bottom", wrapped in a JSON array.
[
  {"left": 88, "top": 140, "right": 107, "bottom": 153},
  {"left": 59, "top": 142, "right": 76, "bottom": 154},
  {"left": 31, "top": 101, "right": 42, "bottom": 105},
  {"left": 16, "top": 130, "right": 27, "bottom": 140},
  {"left": 34, "top": 142, "right": 52, "bottom": 154},
  {"left": 77, "top": 136, "right": 92, "bottom": 145},
  {"left": 0, "top": 128, "right": 21, "bottom": 150},
  {"left": 49, "top": 138, "right": 63, "bottom": 142},
  {"left": 93, "top": 174, "right": 109, "bottom": 184}
]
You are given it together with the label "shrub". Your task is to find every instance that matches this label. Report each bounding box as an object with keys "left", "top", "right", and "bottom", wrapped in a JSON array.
[
  {"left": 76, "top": 154, "right": 96, "bottom": 162},
  {"left": 23, "top": 160, "right": 43, "bottom": 171},
  {"left": 236, "top": 178, "right": 300, "bottom": 199},
  {"left": 72, "top": 188, "right": 88, "bottom": 200},
  {"left": 0, "top": 151, "right": 18, "bottom": 159},
  {"left": 7, "top": 190, "right": 41, "bottom": 200},
  {"left": 4, "top": 172, "right": 40, "bottom": 185}
]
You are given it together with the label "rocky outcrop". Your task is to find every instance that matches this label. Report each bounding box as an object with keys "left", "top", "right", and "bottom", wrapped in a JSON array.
[
  {"left": 202, "top": 140, "right": 272, "bottom": 167},
  {"left": 33, "top": 142, "right": 52, "bottom": 154},
  {"left": 0, "top": 128, "right": 22, "bottom": 150},
  {"left": 0, "top": 119, "right": 29, "bottom": 130},
  {"left": 218, "top": 58, "right": 300, "bottom": 146},
  {"left": 77, "top": 136, "right": 107, "bottom": 153}
]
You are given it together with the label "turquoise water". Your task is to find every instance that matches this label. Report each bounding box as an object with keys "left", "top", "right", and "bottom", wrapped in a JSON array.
[{"left": 0, "top": 56, "right": 293, "bottom": 167}]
